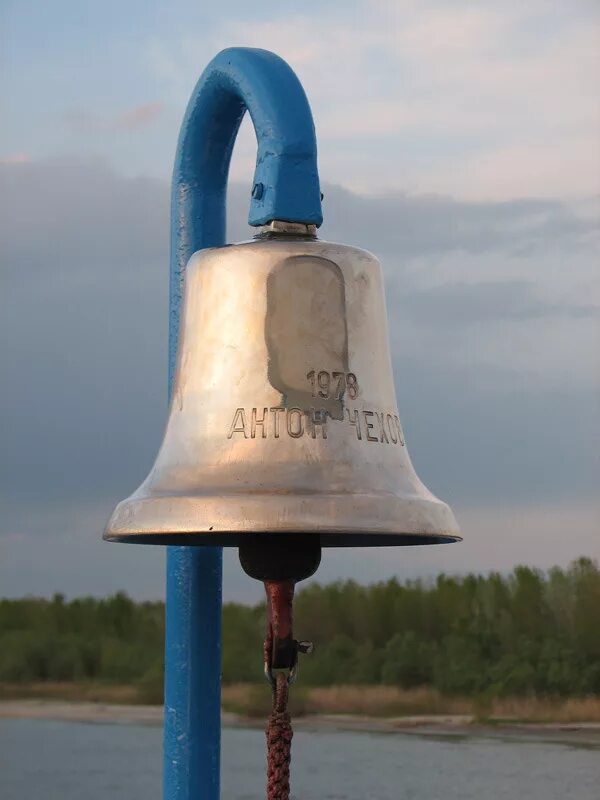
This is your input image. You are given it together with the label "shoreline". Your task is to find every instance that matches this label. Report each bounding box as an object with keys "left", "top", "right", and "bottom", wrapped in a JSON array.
[{"left": 2, "top": 700, "right": 600, "bottom": 746}]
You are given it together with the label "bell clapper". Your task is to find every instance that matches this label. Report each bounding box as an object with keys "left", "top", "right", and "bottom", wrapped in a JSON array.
[{"left": 239, "top": 534, "right": 320, "bottom": 685}]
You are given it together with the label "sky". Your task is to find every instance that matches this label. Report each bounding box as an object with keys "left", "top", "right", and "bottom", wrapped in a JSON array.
[{"left": 1, "top": 0, "right": 599, "bottom": 603}]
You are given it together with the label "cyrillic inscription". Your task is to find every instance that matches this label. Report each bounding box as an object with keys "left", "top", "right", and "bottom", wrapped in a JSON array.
[{"left": 227, "top": 406, "right": 404, "bottom": 445}]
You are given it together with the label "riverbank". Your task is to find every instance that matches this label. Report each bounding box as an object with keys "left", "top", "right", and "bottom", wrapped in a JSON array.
[
  {"left": 2, "top": 698, "right": 600, "bottom": 748},
  {"left": 3, "top": 682, "right": 600, "bottom": 725}
]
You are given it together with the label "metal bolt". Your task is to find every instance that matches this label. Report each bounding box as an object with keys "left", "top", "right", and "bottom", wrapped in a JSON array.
[{"left": 297, "top": 640, "right": 314, "bottom": 655}]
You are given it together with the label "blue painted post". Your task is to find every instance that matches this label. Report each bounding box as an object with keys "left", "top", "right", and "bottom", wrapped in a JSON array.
[{"left": 164, "top": 48, "right": 322, "bottom": 800}]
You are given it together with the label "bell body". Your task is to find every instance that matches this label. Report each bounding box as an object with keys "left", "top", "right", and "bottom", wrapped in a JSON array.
[{"left": 104, "top": 232, "right": 460, "bottom": 546}]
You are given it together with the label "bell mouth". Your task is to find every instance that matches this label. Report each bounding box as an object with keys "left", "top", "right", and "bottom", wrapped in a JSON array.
[
  {"left": 104, "top": 530, "right": 460, "bottom": 547},
  {"left": 103, "top": 491, "right": 461, "bottom": 547}
]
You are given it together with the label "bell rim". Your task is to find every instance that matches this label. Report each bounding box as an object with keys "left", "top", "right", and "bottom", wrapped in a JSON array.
[{"left": 103, "top": 491, "right": 461, "bottom": 547}]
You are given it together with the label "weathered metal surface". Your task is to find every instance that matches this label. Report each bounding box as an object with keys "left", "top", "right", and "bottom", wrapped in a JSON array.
[{"left": 105, "top": 231, "right": 461, "bottom": 547}]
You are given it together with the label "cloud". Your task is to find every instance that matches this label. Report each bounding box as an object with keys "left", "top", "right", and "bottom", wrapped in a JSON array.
[
  {"left": 320, "top": 184, "right": 599, "bottom": 259},
  {"left": 0, "top": 153, "right": 30, "bottom": 165},
  {"left": 114, "top": 102, "right": 165, "bottom": 130},
  {"left": 0, "top": 157, "right": 597, "bottom": 598},
  {"left": 394, "top": 280, "right": 600, "bottom": 326},
  {"left": 145, "top": 0, "right": 600, "bottom": 198},
  {"left": 0, "top": 158, "right": 168, "bottom": 279},
  {"left": 63, "top": 102, "right": 164, "bottom": 133}
]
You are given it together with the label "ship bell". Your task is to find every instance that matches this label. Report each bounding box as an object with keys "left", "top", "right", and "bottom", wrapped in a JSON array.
[{"left": 104, "top": 221, "right": 461, "bottom": 550}]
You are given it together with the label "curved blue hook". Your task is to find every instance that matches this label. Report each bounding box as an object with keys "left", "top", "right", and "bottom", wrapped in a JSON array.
[
  {"left": 165, "top": 48, "right": 321, "bottom": 800},
  {"left": 172, "top": 46, "right": 322, "bottom": 259}
]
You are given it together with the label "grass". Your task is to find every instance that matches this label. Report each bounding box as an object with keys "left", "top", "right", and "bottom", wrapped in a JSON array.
[
  {"left": 305, "top": 686, "right": 472, "bottom": 717},
  {"left": 2, "top": 682, "right": 600, "bottom": 724},
  {"left": 481, "top": 695, "right": 600, "bottom": 724}
]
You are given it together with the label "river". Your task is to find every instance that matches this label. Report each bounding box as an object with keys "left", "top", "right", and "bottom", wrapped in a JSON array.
[{"left": 1, "top": 718, "right": 599, "bottom": 799}]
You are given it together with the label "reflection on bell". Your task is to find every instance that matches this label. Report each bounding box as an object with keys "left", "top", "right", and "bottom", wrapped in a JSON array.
[{"left": 104, "top": 222, "right": 461, "bottom": 546}]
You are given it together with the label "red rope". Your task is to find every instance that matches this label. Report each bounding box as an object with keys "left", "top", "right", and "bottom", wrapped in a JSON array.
[
  {"left": 263, "top": 579, "right": 300, "bottom": 800},
  {"left": 266, "top": 672, "right": 293, "bottom": 800}
]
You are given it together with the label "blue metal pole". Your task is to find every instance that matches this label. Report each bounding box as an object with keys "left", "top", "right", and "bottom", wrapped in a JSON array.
[{"left": 164, "top": 48, "right": 322, "bottom": 800}]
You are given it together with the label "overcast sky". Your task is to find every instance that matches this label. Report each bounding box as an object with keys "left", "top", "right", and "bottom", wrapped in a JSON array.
[{"left": 1, "top": 1, "right": 598, "bottom": 602}]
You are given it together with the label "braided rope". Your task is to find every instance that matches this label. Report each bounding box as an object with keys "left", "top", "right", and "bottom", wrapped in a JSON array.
[{"left": 266, "top": 672, "right": 293, "bottom": 800}]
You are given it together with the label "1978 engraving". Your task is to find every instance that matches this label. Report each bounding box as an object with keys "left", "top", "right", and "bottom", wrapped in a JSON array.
[{"left": 306, "top": 370, "right": 358, "bottom": 400}]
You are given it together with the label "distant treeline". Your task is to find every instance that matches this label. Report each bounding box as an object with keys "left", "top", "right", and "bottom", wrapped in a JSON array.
[{"left": 1, "top": 558, "right": 599, "bottom": 698}]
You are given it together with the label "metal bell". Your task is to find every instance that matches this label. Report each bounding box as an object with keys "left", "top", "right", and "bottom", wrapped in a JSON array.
[{"left": 104, "top": 222, "right": 461, "bottom": 546}]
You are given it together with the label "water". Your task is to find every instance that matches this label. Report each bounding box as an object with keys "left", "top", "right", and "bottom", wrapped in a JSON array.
[{"left": 1, "top": 718, "right": 599, "bottom": 799}]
